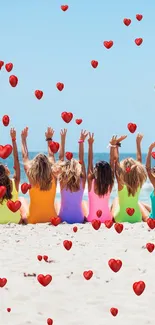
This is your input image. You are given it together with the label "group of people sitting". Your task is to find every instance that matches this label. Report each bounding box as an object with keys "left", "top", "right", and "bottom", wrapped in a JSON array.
[{"left": 0, "top": 127, "right": 155, "bottom": 225}]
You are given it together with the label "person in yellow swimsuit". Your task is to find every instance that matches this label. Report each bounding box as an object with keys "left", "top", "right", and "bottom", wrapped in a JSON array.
[{"left": 0, "top": 128, "right": 21, "bottom": 224}]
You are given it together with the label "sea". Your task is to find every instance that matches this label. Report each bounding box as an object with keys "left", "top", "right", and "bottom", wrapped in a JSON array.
[{"left": 3, "top": 152, "right": 153, "bottom": 204}]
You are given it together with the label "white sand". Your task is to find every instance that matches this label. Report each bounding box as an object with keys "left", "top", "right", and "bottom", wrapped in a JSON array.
[{"left": 0, "top": 222, "right": 155, "bottom": 325}]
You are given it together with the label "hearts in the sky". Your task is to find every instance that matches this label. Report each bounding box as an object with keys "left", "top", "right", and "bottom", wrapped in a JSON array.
[
  {"left": 49, "top": 141, "right": 60, "bottom": 154},
  {"left": 146, "top": 243, "right": 155, "bottom": 253},
  {"left": 9, "top": 75, "right": 18, "bottom": 87},
  {"left": 5, "top": 63, "right": 13, "bottom": 72},
  {"left": 91, "top": 219, "right": 101, "bottom": 230},
  {"left": 136, "top": 14, "right": 143, "bottom": 21},
  {"left": 7, "top": 200, "right": 21, "bottom": 213},
  {"left": 51, "top": 217, "right": 61, "bottom": 226},
  {"left": 21, "top": 183, "right": 31, "bottom": 194},
  {"left": 2, "top": 115, "right": 10, "bottom": 127},
  {"left": 73, "top": 226, "right": 78, "bottom": 232},
  {"left": 91, "top": 60, "right": 98, "bottom": 68},
  {"left": 0, "top": 278, "right": 7, "bottom": 288},
  {"left": 0, "top": 186, "right": 6, "bottom": 198},
  {"left": 126, "top": 208, "right": 135, "bottom": 216},
  {"left": 37, "top": 274, "right": 52, "bottom": 287},
  {"left": 110, "top": 308, "right": 118, "bottom": 317},
  {"left": 135, "top": 38, "right": 143, "bottom": 46},
  {"left": 75, "top": 119, "right": 82, "bottom": 125},
  {"left": 83, "top": 270, "right": 93, "bottom": 280},
  {"left": 103, "top": 41, "right": 113, "bottom": 49},
  {"left": 96, "top": 210, "right": 102, "bottom": 218},
  {"left": 47, "top": 319, "right": 53, "bottom": 325},
  {"left": 35, "top": 90, "right": 43, "bottom": 100},
  {"left": 0, "top": 61, "right": 4, "bottom": 70},
  {"left": 0, "top": 145, "right": 13, "bottom": 159},
  {"left": 147, "top": 218, "right": 155, "bottom": 229},
  {"left": 151, "top": 152, "right": 155, "bottom": 159},
  {"left": 105, "top": 220, "right": 113, "bottom": 229},
  {"left": 123, "top": 18, "right": 131, "bottom": 26},
  {"left": 63, "top": 240, "right": 72, "bottom": 250},
  {"left": 114, "top": 223, "right": 123, "bottom": 233},
  {"left": 65, "top": 152, "right": 73, "bottom": 160},
  {"left": 61, "top": 112, "right": 73, "bottom": 123},
  {"left": 56, "top": 82, "right": 64, "bottom": 91},
  {"left": 108, "top": 259, "right": 122, "bottom": 272},
  {"left": 127, "top": 123, "right": 137, "bottom": 133},
  {"left": 133, "top": 281, "right": 145, "bottom": 296},
  {"left": 61, "top": 5, "right": 68, "bottom": 11}
]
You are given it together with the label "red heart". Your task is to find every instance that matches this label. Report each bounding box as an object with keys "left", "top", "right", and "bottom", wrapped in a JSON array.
[
  {"left": 96, "top": 210, "right": 102, "bottom": 218},
  {"left": 61, "top": 111, "right": 73, "bottom": 123},
  {"left": 114, "top": 223, "right": 123, "bottom": 233},
  {"left": 7, "top": 200, "right": 21, "bottom": 213},
  {"left": 91, "top": 60, "right": 98, "bottom": 68},
  {"left": 61, "top": 5, "right": 68, "bottom": 11},
  {"left": 108, "top": 259, "right": 122, "bottom": 272},
  {"left": 0, "top": 60, "right": 4, "bottom": 70},
  {"left": 83, "top": 270, "right": 93, "bottom": 280},
  {"left": 126, "top": 167, "right": 131, "bottom": 173},
  {"left": 75, "top": 119, "right": 82, "bottom": 125},
  {"left": 136, "top": 14, "right": 143, "bottom": 21},
  {"left": 65, "top": 152, "right": 73, "bottom": 160},
  {"left": 133, "top": 281, "right": 145, "bottom": 296},
  {"left": 135, "top": 38, "right": 143, "bottom": 46},
  {"left": 105, "top": 220, "right": 113, "bottom": 229},
  {"left": 37, "top": 255, "right": 42, "bottom": 261},
  {"left": 56, "top": 82, "right": 64, "bottom": 91},
  {"left": 47, "top": 319, "right": 53, "bottom": 325},
  {"left": 51, "top": 217, "right": 61, "bottom": 226},
  {"left": 43, "top": 255, "right": 48, "bottom": 262},
  {"left": 63, "top": 240, "right": 72, "bottom": 250},
  {"left": 9, "top": 75, "right": 18, "bottom": 87},
  {"left": 2, "top": 115, "right": 10, "bottom": 127},
  {"left": 37, "top": 274, "right": 52, "bottom": 287},
  {"left": 146, "top": 243, "right": 155, "bottom": 253},
  {"left": 0, "top": 278, "right": 7, "bottom": 287},
  {"left": 35, "top": 90, "right": 43, "bottom": 100},
  {"left": 127, "top": 123, "right": 137, "bottom": 133},
  {"left": 151, "top": 152, "right": 155, "bottom": 159},
  {"left": 123, "top": 18, "right": 131, "bottom": 26},
  {"left": 0, "top": 186, "right": 6, "bottom": 198},
  {"left": 91, "top": 219, "right": 101, "bottom": 230},
  {"left": 0, "top": 144, "right": 12, "bottom": 159},
  {"left": 103, "top": 40, "right": 113, "bottom": 49},
  {"left": 147, "top": 218, "right": 155, "bottom": 229},
  {"left": 126, "top": 208, "right": 135, "bottom": 216},
  {"left": 5, "top": 63, "right": 13, "bottom": 72},
  {"left": 110, "top": 308, "right": 118, "bottom": 317},
  {"left": 49, "top": 141, "right": 60, "bottom": 154},
  {"left": 7, "top": 308, "right": 11, "bottom": 312},
  {"left": 21, "top": 183, "right": 31, "bottom": 194},
  {"left": 73, "top": 226, "right": 78, "bottom": 232}
]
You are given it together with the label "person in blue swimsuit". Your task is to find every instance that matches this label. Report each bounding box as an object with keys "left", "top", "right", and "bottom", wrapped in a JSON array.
[{"left": 145, "top": 142, "right": 155, "bottom": 219}]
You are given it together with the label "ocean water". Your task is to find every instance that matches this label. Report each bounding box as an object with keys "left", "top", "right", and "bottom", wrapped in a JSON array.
[{"left": 2, "top": 152, "right": 154, "bottom": 204}]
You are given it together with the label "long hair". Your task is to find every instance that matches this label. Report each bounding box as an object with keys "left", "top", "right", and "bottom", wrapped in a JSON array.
[
  {"left": 93, "top": 160, "right": 114, "bottom": 196},
  {"left": 0, "top": 164, "right": 12, "bottom": 203},
  {"left": 53, "top": 159, "right": 82, "bottom": 192},
  {"left": 27, "top": 154, "right": 53, "bottom": 190},
  {"left": 119, "top": 158, "right": 147, "bottom": 196}
]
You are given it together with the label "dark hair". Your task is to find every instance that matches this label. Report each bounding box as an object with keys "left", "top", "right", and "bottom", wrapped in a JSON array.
[
  {"left": 0, "top": 164, "right": 12, "bottom": 203},
  {"left": 93, "top": 160, "right": 114, "bottom": 196}
]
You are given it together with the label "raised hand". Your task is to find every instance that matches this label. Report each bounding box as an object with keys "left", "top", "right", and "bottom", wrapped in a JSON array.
[
  {"left": 88, "top": 132, "right": 94, "bottom": 144},
  {"left": 60, "top": 128, "right": 67, "bottom": 139},
  {"left": 21, "top": 127, "right": 28, "bottom": 140},
  {"left": 149, "top": 142, "right": 155, "bottom": 151},
  {"left": 80, "top": 130, "right": 88, "bottom": 142},
  {"left": 136, "top": 133, "right": 143, "bottom": 143},
  {"left": 45, "top": 127, "right": 54, "bottom": 140},
  {"left": 10, "top": 128, "right": 16, "bottom": 140},
  {"left": 110, "top": 135, "right": 127, "bottom": 146}
]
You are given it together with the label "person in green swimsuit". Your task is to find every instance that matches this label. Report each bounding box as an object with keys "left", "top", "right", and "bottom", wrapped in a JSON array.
[
  {"left": 145, "top": 142, "right": 155, "bottom": 219},
  {"left": 110, "top": 135, "right": 148, "bottom": 223}
]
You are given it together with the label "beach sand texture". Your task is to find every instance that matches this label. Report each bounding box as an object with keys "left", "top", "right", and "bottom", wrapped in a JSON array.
[{"left": 0, "top": 222, "right": 155, "bottom": 325}]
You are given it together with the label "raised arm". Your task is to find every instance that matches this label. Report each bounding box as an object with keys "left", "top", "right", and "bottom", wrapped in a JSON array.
[
  {"left": 59, "top": 129, "right": 67, "bottom": 161},
  {"left": 45, "top": 127, "right": 55, "bottom": 164},
  {"left": 146, "top": 142, "right": 155, "bottom": 186},
  {"left": 87, "top": 132, "right": 94, "bottom": 177},
  {"left": 79, "top": 130, "right": 88, "bottom": 183},
  {"left": 10, "top": 128, "right": 20, "bottom": 191},
  {"left": 110, "top": 135, "right": 127, "bottom": 189},
  {"left": 136, "top": 133, "right": 143, "bottom": 163},
  {"left": 21, "top": 127, "right": 29, "bottom": 165}
]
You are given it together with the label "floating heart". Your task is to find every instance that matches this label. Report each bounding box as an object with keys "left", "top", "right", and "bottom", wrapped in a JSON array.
[
  {"left": 9, "top": 75, "right": 18, "bottom": 87},
  {"left": 126, "top": 208, "right": 135, "bottom": 216},
  {"left": 123, "top": 18, "right": 131, "bottom": 26},
  {"left": 0, "top": 278, "right": 7, "bottom": 287},
  {"left": 114, "top": 223, "right": 123, "bottom": 233},
  {"left": 110, "top": 308, "right": 118, "bottom": 317},
  {"left": 43, "top": 255, "right": 48, "bottom": 262},
  {"left": 65, "top": 152, "right": 73, "bottom": 160},
  {"left": 0, "top": 145, "right": 12, "bottom": 159},
  {"left": 37, "top": 255, "right": 42, "bottom": 261},
  {"left": 47, "top": 319, "right": 53, "bottom": 325},
  {"left": 91, "top": 60, "right": 98, "bottom": 68},
  {"left": 0, "top": 61, "right": 4, "bottom": 70},
  {"left": 49, "top": 141, "right": 60, "bottom": 154},
  {"left": 96, "top": 210, "right": 102, "bottom": 218},
  {"left": 7, "top": 200, "right": 21, "bottom": 213},
  {"left": 61, "top": 111, "right": 73, "bottom": 123},
  {"left": 146, "top": 243, "right": 155, "bottom": 253},
  {"left": 21, "top": 183, "right": 31, "bottom": 194},
  {"left": 133, "top": 281, "right": 145, "bottom": 296},
  {"left": 5, "top": 63, "right": 13, "bottom": 72},
  {"left": 135, "top": 38, "right": 143, "bottom": 46},
  {"left": 63, "top": 240, "right": 72, "bottom": 250},
  {"left": 61, "top": 5, "right": 68, "bottom": 11},
  {"left": 83, "top": 270, "right": 93, "bottom": 280},
  {"left": 151, "top": 152, "right": 155, "bottom": 159},
  {"left": 127, "top": 123, "right": 137, "bottom": 133},
  {"left": 91, "top": 219, "right": 101, "bottom": 230},
  {"left": 35, "top": 90, "right": 43, "bottom": 100},
  {"left": 136, "top": 14, "right": 143, "bottom": 21},
  {"left": 75, "top": 119, "right": 82, "bottom": 125},
  {"left": 105, "top": 220, "right": 113, "bottom": 229},
  {"left": 37, "top": 274, "right": 52, "bottom": 287},
  {"left": 56, "top": 82, "right": 64, "bottom": 91},
  {"left": 126, "top": 167, "right": 131, "bottom": 173},
  {"left": 7, "top": 308, "right": 11, "bottom": 312},
  {"left": 0, "top": 186, "right": 6, "bottom": 198},
  {"left": 147, "top": 218, "right": 155, "bottom": 229},
  {"left": 103, "top": 40, "right": 113, "bottom": 49},
  {"left": 108, "top": 259, "right": 122, "bottom": 272},
  {"left": 2, "top": 115, "right": 10, "bottom": 127},
  {"left": 51, "top": 217, "right": 61, "bottom": 226},
  {"left": 73, "top": 226, "right": 78, "bottom": 232}
]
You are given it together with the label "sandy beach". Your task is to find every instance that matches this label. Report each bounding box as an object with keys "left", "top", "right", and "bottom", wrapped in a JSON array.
[{"left": 0, "top": 222, "right": 155, "bottom": 325}]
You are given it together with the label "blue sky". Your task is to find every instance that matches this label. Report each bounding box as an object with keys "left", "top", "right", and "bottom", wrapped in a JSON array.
[{"left": 0, "top": 0, "right": 155, "bottom": 153}]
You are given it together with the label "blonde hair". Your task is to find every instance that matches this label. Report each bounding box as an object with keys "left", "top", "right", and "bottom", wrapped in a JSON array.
[
  {"left": 53, "top": 159, "right": 82, "bottom": 192},
  {"left": 27, "top": 154, "right": 53, "bottom": 190},
  {"left": 119, "top": 158, "right": 147, "bottom": 196}
]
